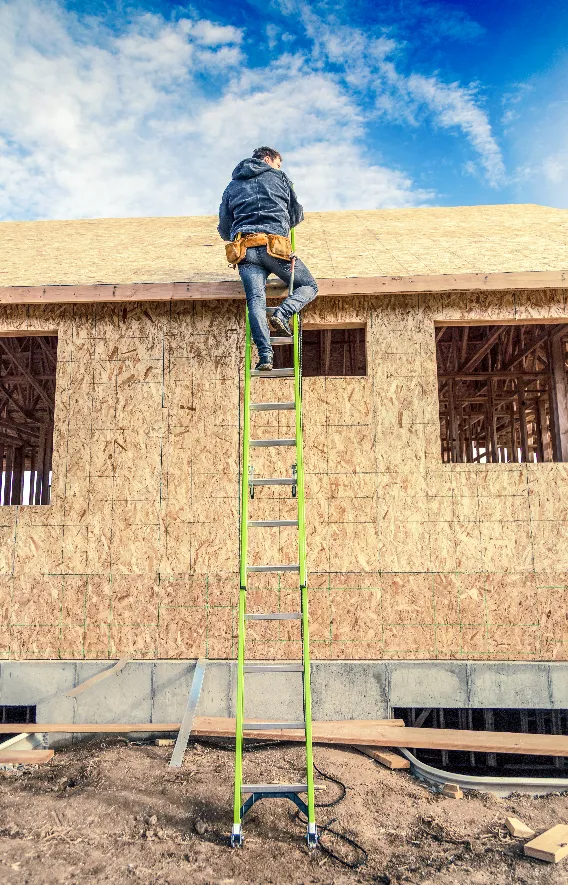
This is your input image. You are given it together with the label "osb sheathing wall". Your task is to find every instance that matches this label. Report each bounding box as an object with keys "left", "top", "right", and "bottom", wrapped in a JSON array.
[{"left": 0, "top": 287, "right": 567, "bottom": 663}]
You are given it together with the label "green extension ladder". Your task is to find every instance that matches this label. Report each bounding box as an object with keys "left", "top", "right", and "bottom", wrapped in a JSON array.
[{"left": 231, "top": 232, "right": 317, "bottom": 849}]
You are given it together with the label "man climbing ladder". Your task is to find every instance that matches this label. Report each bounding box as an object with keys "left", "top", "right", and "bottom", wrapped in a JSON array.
[
  {"left": 218, "top": 146, "right": 318, "bottom": 370},
  {"left": 218, "top": 148, "right": 318, "bottom": 847}
]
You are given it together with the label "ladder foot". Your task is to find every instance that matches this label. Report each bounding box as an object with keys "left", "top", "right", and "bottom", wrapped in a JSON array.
[
  {"left": 306, "top": 823, "right": 318, "bottom": 848},
  {"left": 231, "top": 824, "right": 243, "bottom": 848}
]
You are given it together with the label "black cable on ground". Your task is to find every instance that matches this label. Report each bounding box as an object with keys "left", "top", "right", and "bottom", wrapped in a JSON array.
[
  {"left": 293, "top": 809, "right": 368, "bottom": 871},
  {"left": 313, "top": 761, "right": 346, "bottom": 807},
  {"left": 151, "top": 737, "right": 369, "bottom": 870}
]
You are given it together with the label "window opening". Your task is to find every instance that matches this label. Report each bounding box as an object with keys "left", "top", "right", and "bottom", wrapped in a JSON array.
[
  {"left": 273, "top": 327, "right": 366, "bottom": 376},
  {"left": 435, "top": 323, "right": 568, "bottom": 463},
  {"left": 0, "top": 335, "right": 58, "bottom": 504},
  {"left": 0, "top": 704, "right": 37, "bottom": 744}
]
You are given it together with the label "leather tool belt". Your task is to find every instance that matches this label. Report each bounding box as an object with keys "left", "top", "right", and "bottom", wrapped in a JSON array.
[{"left": 225, "top": 232, "right": 292, "bottom": 267}]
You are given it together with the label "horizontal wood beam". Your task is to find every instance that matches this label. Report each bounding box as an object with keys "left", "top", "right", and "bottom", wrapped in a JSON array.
[
  {"left": 1, "top": 718, "right": 567, "bottom": 755},
  {"left": 0, "top": 717, "right": 404, "bottom": 736},
  {"left": 0, "top": 269, "right": 566, "bottom": 304}
]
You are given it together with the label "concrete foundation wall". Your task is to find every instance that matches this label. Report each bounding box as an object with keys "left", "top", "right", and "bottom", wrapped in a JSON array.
[
  {"left": 2, "top": 660, "right": 568, "bottom": 747},
  {"left": 0, "top": 289, "right": 567, "bottom": 661}
]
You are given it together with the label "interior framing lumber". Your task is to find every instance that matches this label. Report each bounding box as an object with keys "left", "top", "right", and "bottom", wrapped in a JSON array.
[
  {"left": 0, "top": 334, "right": 58, "bottom": 505},
  {"left": 437, "top": 322, "right": 568, "bottom": 464}
]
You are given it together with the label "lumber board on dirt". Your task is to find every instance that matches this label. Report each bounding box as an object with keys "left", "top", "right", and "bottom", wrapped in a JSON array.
[
  {"left": 190, "top": 720, "right": 568, "bottom": 755},
  {"left": 0, "top": 750, "right": 54, "bottom": 764},
  {"left": 524, "top": 825, "right": 568, "bottom": 863},
  {"left": 0, "top": 718, "right": 404, "bottom": 735},
  {"left": 356, "top": 746, "right": 410, "bottom": 769},
  {"left": 506, "top": 817, "right": 535, "bottom": 839}
]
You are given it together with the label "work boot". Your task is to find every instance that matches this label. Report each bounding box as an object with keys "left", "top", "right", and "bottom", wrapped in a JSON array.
[
  {"left": 270, "top": 312, "right": 293, "bottom": 337},
  {"left": 255, "top": 359, "right": 273, "bottom": 371}
]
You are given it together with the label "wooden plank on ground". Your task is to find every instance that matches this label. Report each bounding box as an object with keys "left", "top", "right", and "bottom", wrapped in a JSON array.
[
  {"left": 0, "top": 750, "right": 54, "bottom": 764},
  {"left": 65, "top": 659, "right": 130, "bottom": 697},
  {"left": 2, "top": 719, "right": 568, "bottom": 756},
  {"left": 524, "top": 825, "right": 568, "bottom": 863},
  {"left": 506, "top": 817, "right": 535, "bottom": 839},
  {"left": 356, "top": 746, "right": 410, "bottom": 769},
  {"left": 0, "top": 718, "right": 404, "bottom": 736},
  {"left": 441, "top": 783, "right": 463, "bottom": 799}
]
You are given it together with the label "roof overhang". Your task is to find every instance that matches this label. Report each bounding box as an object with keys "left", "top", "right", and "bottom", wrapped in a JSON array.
[{"left": 0, "top": 269, "right": 566, "bottom": 305}]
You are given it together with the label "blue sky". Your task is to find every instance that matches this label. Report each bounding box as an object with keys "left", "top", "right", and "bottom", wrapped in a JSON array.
[{"left": 0, "top": 0, "right": 567, "bottom": 219}]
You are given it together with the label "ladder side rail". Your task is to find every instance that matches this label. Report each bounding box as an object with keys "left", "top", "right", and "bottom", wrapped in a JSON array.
[
  {"left": 233, "top": 308, "right": 252, "bottom": 844},
  {"left": 293, "top": 306, "right": 317, "bottom": 843}
]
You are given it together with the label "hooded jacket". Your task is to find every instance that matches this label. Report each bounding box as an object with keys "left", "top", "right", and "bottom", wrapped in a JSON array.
[{"left": 217, "top": 158, "right": 304, "bottom": 242}]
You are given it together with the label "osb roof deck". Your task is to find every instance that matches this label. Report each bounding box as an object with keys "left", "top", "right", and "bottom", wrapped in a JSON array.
[{"left": 0, "top": 204, "right": 566, "bottom": 302}]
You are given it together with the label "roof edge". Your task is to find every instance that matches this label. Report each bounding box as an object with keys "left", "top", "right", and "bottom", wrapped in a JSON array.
[{"left": 0, "top": 270, "right": 566, "bottom": 305}]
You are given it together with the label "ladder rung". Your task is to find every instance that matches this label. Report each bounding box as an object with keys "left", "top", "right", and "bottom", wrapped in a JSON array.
[
  {"left": 245, "top": 612, "right": 301, "bottom": 620},
  {"left": 248, "top": 519, "right": 298, "bottom": 528},
  {"left": 251, "top": 438, "right": 295, "bottom": 447},
  {"left": 265, "top": 307, "right": 278, "bottom": 315},
  {"left": 249, "top": 477, "right": 295, "bottom": 486},
  {"left": 244, "top": 663, "right": 303, "bottom": 672},
  {"left": 243, "top": 721, "right": 305, "bottom": 731},
  {"left": 241, "top": 783, "right": 324, "bottom": 793},
  {"left": 247, "top": 564, "right": 300, "bottom": 573},
  {"left": 270, "top": 337, "right": 293, "bottom": 345},
  {"left": 251, "top": 368, "right": 294, "bottom": 378},
  {"left": 250, "top": 402, "right": 295, "bottom": 411}
]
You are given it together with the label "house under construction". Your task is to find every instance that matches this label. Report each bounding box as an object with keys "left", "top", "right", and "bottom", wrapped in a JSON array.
[{"left": 0, "top": 203, "right": 568, "bottom": 766}]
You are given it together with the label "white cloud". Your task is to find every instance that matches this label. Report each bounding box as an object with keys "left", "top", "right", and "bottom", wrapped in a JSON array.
[
  {"left": 271, "top": 0, "right": 504, "bottom": 187},
  {"left": 401, "top": 74, "right": 505, "bottom": 186},
  {"left": 0, "top": 0, "right": 431, "bottom": 219},
  {"left": 512, "top": 122, "right": 568, "bottom": 206},
  {"left": 504, "top": 59, "right": 568, "bottom": 206},
  {"left": 287, "top": 142, "right": 433, "bottom": 210}
]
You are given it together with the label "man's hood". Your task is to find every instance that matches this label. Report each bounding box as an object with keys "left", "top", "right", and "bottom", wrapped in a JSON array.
[{"left": 231, "top": 158, "right": 273, "bottom": 180}]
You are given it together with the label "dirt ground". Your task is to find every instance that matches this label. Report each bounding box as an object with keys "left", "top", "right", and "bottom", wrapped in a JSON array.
[{"left": 1, "top": 738, "right": 568, "bottom": 885}]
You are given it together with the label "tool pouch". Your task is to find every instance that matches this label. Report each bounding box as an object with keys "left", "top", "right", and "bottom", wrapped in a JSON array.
[
  {"left": 265, "top": 234, "right": 292, "bottom": 261},
  {"left": 225, "top": 233, "right": 292, "bottom": 267},
  {"left": 225, "top": 233, "right": 245, "bottom": 266}
]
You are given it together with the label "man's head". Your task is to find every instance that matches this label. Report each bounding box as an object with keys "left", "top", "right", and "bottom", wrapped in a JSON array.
[{"left": 252, "top": 146, "right": 282, "bottom": 169}]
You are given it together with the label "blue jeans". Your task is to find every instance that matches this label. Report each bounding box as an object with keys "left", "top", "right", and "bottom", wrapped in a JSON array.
[{"left": 238, "top": 246, "right": 318, "bottom": 362}]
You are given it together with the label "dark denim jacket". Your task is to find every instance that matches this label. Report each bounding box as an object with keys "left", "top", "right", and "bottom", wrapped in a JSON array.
[{"left": 217, "top": 158, "right": 304, "bottom": 242}]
